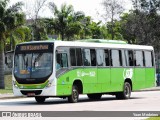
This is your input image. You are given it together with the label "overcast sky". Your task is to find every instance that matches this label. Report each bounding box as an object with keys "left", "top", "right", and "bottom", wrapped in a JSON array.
[{"left": 10, "top": 0, "right": 133, "bottom": 22}]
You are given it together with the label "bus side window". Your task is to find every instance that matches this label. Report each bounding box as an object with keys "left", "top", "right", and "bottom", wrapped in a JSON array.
[
  {"left": 96, "top": 49, "right": 105, "bottom": 66},
  {"left": 90, "top": 49, "right": 96, "bottom": 66},
  {"left": 76, "top": 48, "right": 83, "bottom": 66},
  {"left": 128, "top": 50, "right": 134, "bottom": 66},
  {"left": 104, "top": 49, "right": 110, "bottom": 66},
  {"left": 61, "top": 53, "right": 68, "bottom": 68},
  {"left": 122, "top": 50, "right": 126, "bottom": 67},
  {"left": 70, "top": 48, "right": 83, "bottom": 66},
  {"left": 83, "top": 49, "right": 91, "bottom": 66},
  {"left": 144, "top": 51, "right": 153, "bottom": 67},
  {"left": 56, "top": 53, "right": 68, "bottom": 70},
  {"left": 119, "top": 50, "right": 123, "bottom": 66},
  {"left": 135, "top": 51, "right": 144, "bottom": 67},
  {"left": 111, "top": 49, "right": 122, "bottom": 67},
  {"left": 56, "top": 53, "right": 61, "bottom": 70},
  {"left": 143, "top": 51, "right": 145, "bottom": 67},
  {"left": 70, "top": 48, "right": 76, "bottom": 66}
]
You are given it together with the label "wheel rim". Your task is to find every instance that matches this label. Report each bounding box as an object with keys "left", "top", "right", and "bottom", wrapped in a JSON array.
[
  {"left": 73, "top": 89, "right": 78, "bottom": 102},
  {"left": 124, "top": 84, "right": 130, "bottom": 98}
]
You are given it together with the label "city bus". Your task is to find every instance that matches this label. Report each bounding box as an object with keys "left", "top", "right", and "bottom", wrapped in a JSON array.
[{"left": 12, "top": 39, "right": 156, "bottom": 103}]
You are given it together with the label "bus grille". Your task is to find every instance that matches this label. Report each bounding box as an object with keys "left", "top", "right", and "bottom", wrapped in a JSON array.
[{"left": 20, "top": 90, "right": 42, "bottom": 95}]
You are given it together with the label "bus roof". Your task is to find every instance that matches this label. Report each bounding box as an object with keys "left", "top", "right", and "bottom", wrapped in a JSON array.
[
  {"left": 18, "top": 39, "right": 154, "bottom": 51},
  {"left": 76, "top": 39, "right": 127, "bottom": 44}
]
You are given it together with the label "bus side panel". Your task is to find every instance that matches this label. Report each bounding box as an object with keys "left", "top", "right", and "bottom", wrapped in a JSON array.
[
  {"left": 134, "top": 68, "right": 145, "bottom": 90},
  {"left": 145, "top": 68, "right": 155, "bottom": 88},
  {"left": 83, "top": 68, "right": 100, "bottom": 93},
  {"left": 97, "top": 68, "right": 111, "bottom": 92},
  {"left": 56, "top": 68, "right": 83, "bottom": 96},
  {"left": 110, "top": 68, "right": 124, "bottom": 92}
]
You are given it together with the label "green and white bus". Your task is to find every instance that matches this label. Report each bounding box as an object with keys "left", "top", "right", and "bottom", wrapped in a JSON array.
[{"left": 12, "top": 39, "right": 156, "bottom": 103}]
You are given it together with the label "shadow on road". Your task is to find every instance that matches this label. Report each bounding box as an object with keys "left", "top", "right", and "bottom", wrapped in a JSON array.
[{"left": 0, "top": 96, "right": 144, "bottom": 106}]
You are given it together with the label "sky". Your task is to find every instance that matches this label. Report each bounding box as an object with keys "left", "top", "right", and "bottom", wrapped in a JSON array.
[{"left": 9, "top": 0, "right": 133, "bottom": 22}]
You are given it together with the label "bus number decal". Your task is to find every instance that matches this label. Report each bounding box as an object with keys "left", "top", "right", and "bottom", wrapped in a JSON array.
[{"left": 77, "top": 71, "right": 96, "bottom": 77}]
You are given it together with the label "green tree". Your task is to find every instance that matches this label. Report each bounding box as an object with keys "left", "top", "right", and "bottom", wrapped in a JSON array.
[
  {"left": 6, "top": 26, "right": 31, "bottom": 51},
  {"left": 0, "top": 0, "right": 24, "bottom": 89},
  {"left": 49, "top": 3, "right": 85, "bottom": 40},
  {"left": 89, "top": 21, "right": 102, "bottom": 39},
  {"left": 80, "top": 16, "right": 92, "bottom": 39},
  {"left": 102, "top": 0, "right": 124, "bottom": 40},
  {"left": 100, "top": 24, "right": 110, "bottom": 39},
  {"left": 131, "top": 0, "right": 160, "bottom": 47},
  {"left": 118, "top": 12, "right": 137, "bottom": 44},
  {"left": 49, "top": 2, "right": 74, "bottom": 40},
  {"left": 65, "top": 11, "right": 85, "bottom": 40},
  {"left": 26, "top": 0, "right": 48, "bottom": 41}
]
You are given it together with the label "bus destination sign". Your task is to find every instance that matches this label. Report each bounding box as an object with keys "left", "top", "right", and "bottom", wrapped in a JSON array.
[{"left": 20, "top": 45, "right": 49, "bottom": 51}]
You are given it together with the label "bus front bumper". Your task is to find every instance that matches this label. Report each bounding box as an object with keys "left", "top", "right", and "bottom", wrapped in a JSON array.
[{"left": 13, "top": 85, "right": 57, "bottom": 97}]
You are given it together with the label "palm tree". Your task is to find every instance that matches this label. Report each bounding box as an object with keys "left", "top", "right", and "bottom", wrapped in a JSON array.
[
  {"left": 65, "top": 11, "right": 85, "bottom": 40},
  {"left": 9, "top": 26, "right": 31, "bottom": 51},
  {"left": 80, "top": 16, "right": 92, "bottom": 39},
  {"left": 49, "top": 3, "right": 74, "bottom": 40},
  {"left": 0, "top": 0, "right": 24, "bottom": 89},
  {"left": 49, "top": 2, "right": 84, "bottom": 41}
]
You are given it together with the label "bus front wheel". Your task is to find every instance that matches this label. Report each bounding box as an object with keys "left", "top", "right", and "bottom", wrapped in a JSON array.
[
  {"left": 35, "top": 96, "right": 46, "bottom": 103},
  {"left": 116, "top": 82, "right": 131, "bottom": 99},
  {"left": 68, "top": 85, "right": 79, "bottom": 103}
]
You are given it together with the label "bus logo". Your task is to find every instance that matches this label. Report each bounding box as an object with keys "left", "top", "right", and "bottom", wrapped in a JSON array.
[
  {"left": 123, "top": 68, "right": 133, "bottom": 79},
  {"left": 77, "top": 71, "right": 96, "bottom": 77}
]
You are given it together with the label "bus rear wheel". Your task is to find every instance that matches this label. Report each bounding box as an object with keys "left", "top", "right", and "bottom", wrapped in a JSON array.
[
  {"left": 68, "top": 85, "right": 79, "bottom": 103},
  {"left": 87, "top": 93, "right": 102, "bottom": 100},
  {"left": 35, "top": 96, "right": 46, "bottom": 103},
  {"left": 116, "top": 82, "right": 131, "bottom": 99}
]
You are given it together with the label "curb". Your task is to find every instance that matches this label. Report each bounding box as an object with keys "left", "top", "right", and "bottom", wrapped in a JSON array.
[
  {"left": 135, "top": 88, "right": 160, "bottom": 92},
  {"left": 0, "top": 94, "right": 26, "bottom": 100},
  {"left": 1, "top": 87, "right": 160, "bottom": 100}
]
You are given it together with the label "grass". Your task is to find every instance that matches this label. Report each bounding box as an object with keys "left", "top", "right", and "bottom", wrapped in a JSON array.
[
  {"left": 0, "top": 74, "right": 13, "bottom": 94},
  {"left": 146, "top": 117, "right": 160, "bottom": 120}
]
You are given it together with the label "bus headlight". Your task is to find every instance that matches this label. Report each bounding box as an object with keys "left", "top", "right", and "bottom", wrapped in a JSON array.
[
  {"left": 46, "top": 83, "right": 52, "bottom": 87},
  {"left": 46, "top": 81, "right": 53, "bottom": 88}
]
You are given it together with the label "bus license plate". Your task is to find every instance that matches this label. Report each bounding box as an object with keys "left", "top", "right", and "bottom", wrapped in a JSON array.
[{"left": 27, "top": 93, "right": 35, "bottom": 96}]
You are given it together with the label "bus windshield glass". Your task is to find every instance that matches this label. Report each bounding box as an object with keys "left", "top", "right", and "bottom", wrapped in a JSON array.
[{"left": 14, "top": 52, "right": 53, "bottom": 79}]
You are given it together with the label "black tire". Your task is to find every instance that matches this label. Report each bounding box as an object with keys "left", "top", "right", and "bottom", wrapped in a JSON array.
[
  {"left": 35, "top": 96, "right": 46, "bottom": 103},
  {"left": 87, "top": 93, "right": 102, "bottom": 100},
  {"left": 116, "top": 82, "right": 131, "bottom": 99},
  {"left": 68, "top": 85, "right": 79, "bottom": 103}
]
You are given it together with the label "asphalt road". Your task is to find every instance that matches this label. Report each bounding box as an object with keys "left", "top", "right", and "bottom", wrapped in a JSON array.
[{"left": 0, "top": 91, "right": 160, "bottom": 120}]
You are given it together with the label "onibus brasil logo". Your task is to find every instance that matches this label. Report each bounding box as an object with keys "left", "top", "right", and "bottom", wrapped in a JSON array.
[{"left": 123, "top": 68, "right": 133, "bottom": 79}]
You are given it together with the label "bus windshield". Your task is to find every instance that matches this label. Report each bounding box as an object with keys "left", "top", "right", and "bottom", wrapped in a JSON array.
[{"left": 14, "top": 52, "right": 53, "bottom": 79}]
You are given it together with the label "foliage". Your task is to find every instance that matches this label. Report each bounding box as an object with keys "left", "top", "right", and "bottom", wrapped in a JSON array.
[
  {"left": 146, "top": 117, "right": 160, "bottom": 120},
  {"left": 26, "top": 0, "right": 48, "bottom": 41},
  {"left": 5, "top": 26, "right": 31, "bottom": 51},
  {"left": 0, "top": 74, "right": 12, "bottom": 94},
  {"left": 89, "top": 21, "right": 102, "bottom": 39},
  {"left": 128, "top": 0, "right": 160, "bottom": 52},
  {"left": 0, "top": 0, "right": 25, "bottom": 89},
  {"left": 49, "top": 2, "right": 85, "bottom": 40},
  {"left": 102, "top": 0, "right": 124, "bottom": 40}
]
